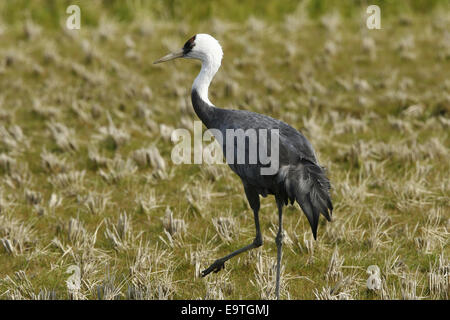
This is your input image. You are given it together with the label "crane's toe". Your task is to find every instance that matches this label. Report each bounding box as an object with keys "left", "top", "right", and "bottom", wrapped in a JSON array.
[{"left": 201, "top": 259, "right": 225, "bottom": 277}]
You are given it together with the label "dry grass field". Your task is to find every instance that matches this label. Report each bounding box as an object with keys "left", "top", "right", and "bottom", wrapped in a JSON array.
[{"left": 0, "top": 0, "right": 448, "bottom": 299}]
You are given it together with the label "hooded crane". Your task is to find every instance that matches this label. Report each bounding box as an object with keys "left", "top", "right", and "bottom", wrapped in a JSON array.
[{"left": 154, "top": 34, "right": 333, "bottom": 299}]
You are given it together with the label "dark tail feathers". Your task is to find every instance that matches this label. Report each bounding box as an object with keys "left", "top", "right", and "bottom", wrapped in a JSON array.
[{"left": 282, "top": 159, "right": 333, "bottom": 240}]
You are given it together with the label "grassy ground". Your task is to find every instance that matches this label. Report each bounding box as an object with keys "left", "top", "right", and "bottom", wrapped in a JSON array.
[{"left": 0, "top": 1, "right": 448, "bottom": 299}]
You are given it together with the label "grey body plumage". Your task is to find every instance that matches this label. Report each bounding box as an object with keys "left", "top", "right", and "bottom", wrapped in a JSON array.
[{"left": 192, "top": 89, "right": 333, "bottom": 240}]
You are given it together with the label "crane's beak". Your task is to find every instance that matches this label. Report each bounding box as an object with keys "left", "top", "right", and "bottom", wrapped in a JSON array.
[{"left": 153, "top": 49, "right": 184, "bottom": 64}]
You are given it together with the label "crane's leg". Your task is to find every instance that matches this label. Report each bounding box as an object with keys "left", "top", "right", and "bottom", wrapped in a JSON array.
[
  {"left": 201, "top": 185, "right": 262, "bottom": 277},
  {"left": 275, "top": 199, "right": 283, "bottom": 300}
]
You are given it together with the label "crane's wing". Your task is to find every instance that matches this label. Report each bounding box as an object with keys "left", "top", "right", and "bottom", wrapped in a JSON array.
[
  {"left": 210, "top": 108, "right": 318, "bottom": 165},
  {"left": 207, "top": 108, "right": 332, "bottom": 239}
]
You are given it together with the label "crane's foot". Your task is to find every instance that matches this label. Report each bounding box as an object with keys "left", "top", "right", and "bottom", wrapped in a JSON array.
[{"left": 201, "top": 259, "right": 225, "bottom": 277}]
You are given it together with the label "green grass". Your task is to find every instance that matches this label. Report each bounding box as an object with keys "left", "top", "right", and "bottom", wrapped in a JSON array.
[
  {"left": 1, "top": 0, "right": 449, "bottom": 27},
  {"left": 0, "top": 1, "right": 448, "bottom": 300}
]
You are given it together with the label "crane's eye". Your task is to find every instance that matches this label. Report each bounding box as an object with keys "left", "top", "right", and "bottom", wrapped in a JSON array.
[{"left": 183, "top": 35, "right": 196, "bottom": 55}]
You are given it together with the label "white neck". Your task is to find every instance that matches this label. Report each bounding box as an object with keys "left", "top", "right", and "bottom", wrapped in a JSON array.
[{"left": 192, "top": 57, "right": 220, "bottom": 106}]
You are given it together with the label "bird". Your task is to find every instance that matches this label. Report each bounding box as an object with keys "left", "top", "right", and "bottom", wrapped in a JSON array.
[{"left": 154, "top": 34, "right": 333, "bottom": 299}]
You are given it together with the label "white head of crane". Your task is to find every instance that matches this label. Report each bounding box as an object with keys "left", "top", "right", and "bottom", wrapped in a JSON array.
[{"left": 154, "top": 34, "right": 223, "bottom": 105}]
